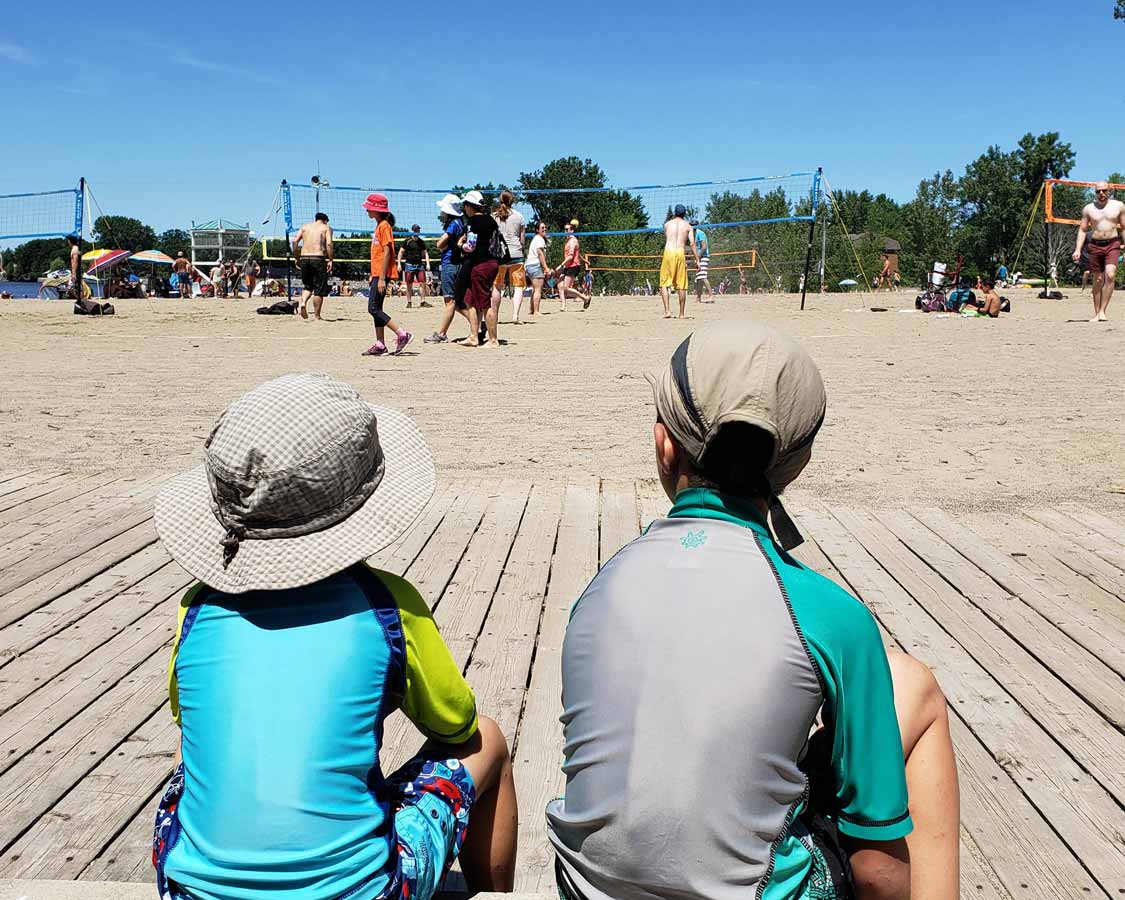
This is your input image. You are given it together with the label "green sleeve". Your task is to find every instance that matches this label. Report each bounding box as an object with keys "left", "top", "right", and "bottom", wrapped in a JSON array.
[
  {"left": 168, "top": 583, "right": 205, "bottom": 726},
  {"left": 780, "top": 561, "right": 913, "bottom": 842},
  {"left": 377, "top": 570, "right": 479, "bottom": 744}
]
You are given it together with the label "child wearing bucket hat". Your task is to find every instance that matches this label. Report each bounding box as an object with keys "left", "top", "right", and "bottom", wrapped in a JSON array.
[
  {"left": 547, "top": 322, "right": 959, "bottom": 900},
  {"left": 152, "top": 373, "right": 517, "bottom": 900}
]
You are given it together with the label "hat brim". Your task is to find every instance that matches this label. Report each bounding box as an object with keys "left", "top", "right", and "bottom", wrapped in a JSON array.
[
  {"left": 437, "top": 202, "right": 462, "bottom": 217},
  {"left": 154, "top": 405, "right": 436, "bottom": 594}
]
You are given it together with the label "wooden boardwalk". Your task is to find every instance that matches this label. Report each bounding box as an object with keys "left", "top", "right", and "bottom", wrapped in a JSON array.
[{"left": 0, "top": 469, "right": 1123, "bottom": 899}]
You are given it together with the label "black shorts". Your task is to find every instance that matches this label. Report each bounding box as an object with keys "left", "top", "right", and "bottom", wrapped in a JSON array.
[
  {"left": 562, "top": 265, "right": 581, "bottom": 279},
  {"left": 300, "top": 257, "right": 329, "bottom": 296}
]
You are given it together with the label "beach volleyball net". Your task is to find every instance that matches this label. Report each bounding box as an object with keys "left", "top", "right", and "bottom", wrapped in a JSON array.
[
  {"left": 0, "top": 182, "right": 83, "bottom": 243},
  {"left": 1045, "top": 178, "right": 1125, "bottom": 225},
  {"left": 257, "top": 170, "right": 821, "bottom": 289}
]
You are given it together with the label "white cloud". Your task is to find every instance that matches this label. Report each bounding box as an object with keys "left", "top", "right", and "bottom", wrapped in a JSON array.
[
  {"left": 0, "top": 42, "right": 29, "bottom": 63},
  {"left": 168, "top": 51, "right": 281, "bottom": 86}
]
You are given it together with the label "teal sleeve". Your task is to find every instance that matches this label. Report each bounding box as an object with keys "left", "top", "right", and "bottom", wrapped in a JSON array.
[{"left": 779, "top": 559, "right": 913, "bottom": 842}]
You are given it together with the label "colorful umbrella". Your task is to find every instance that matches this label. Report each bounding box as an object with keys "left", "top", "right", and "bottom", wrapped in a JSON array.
[
  {"left": 81, "top": 248, "right": 113, "bottom": 262},
  {"left": 130, "top": 250, "right": 174, "bottom": 265},
  {"left": 86, "top": 249, "right": 132, "bottom": 275}
]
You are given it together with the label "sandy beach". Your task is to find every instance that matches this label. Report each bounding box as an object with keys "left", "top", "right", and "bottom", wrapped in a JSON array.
[{"left": 1, "top": 287, "right": 1121, "bottom": 515}]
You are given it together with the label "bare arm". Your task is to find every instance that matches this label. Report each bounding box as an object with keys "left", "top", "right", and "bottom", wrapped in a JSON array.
[
  {"left": 326, "top": 227, "right": 334, "bottom": 272},
  {"left": 847, "top": 837, "right": 911, "bottom": 900},
  {"left": 436, "top": 230, "right": 450, "bottom": 252},
  {"left": 1074, "top": 209, "right": 1091, "bottom": 260},
  {"left": 292, "top": 226, "right": 304, "bottom": 258}
]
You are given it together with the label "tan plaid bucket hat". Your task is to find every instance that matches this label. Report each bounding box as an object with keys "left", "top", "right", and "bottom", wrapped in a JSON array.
[{"left": 154, "top": 372, "right": 436, "bottom": 593}]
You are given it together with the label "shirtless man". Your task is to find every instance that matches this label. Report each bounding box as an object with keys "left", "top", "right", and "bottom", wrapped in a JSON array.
[
  {"left": 292, "top": 212, "right": 334, "bottom": 320},
  {"left": 658, "top": 205, "right": 700, "bottom": 318},
  {"left": 172, "top": 252, "right": 192, "bottom": 299},
  {"left": 1073, "top": 181, "right": 1124, "bottom": 322}
]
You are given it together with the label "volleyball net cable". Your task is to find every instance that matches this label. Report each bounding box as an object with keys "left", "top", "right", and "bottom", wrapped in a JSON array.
[{"left": 266, "top": 171, "right": 821, "bottom": 240}]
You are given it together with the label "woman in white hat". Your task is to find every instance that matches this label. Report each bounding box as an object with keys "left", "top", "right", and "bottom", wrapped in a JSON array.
[
  {"left": 456, "top": 190, "right": 503, "bottom": 348},
  {"left": 425, "top": 193, "right": 471, "bottom": 344}
]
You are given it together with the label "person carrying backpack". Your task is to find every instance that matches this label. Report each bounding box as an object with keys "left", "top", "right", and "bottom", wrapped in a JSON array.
[
  {"left": 398, "top": 224, "right": 433, "bottom": 309},
  {"left": 548, "top": 321, "right": 959, "bottom": 900}
]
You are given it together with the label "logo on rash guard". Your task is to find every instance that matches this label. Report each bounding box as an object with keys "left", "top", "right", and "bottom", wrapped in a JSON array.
[{"left": 680, "top": 530, "right": 708, "bottom": 549}]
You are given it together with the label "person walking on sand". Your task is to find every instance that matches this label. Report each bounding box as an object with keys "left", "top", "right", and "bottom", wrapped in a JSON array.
[
  {"left": 398, "top": 224, "right": 432, "bottom": 309},
  {"left": 424, "top": 194, "right": 471, "bottom": 344},
  {"left": 362, "top": 193, "right": 412, "bottom": 355},
  {"left": 491, "top": 190, "right": 527, "bottom": 323},
  {"left": 692, "top": 220, "right": 713, "bottom": 304},
  {"left": 557, "top": 220, "right": 591, "bottom": 311},
  {"left": 67, "top": 235, "right": 81, "bottom": 299},
  {"left": 658, "top": 205, "right": 699, "bottom": 318},
  {"left": 738, "top": 263, "right": 748, "bottom": 295},
  {"left": 524, "top": 221, "right": 552, "bottom": 317},
  {"left": 173, "top": 252, "right": 192, "bottom": 299},
  {"left": 292, "top": 213, "right": 334, "bottom": 320},
  {"left": 1073, "top": 181, "right": 1125, "bottom": 322},
  {"left": 456, "top": 190, "right": 502, "bottom": 348}
]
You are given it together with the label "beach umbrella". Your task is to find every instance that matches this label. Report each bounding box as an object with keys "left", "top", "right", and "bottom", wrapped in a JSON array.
[
  {"left": 130, "top": 250, "right": 174, "bottom": 265},
  {"left": 81, "top": 248, "right": 113, "bottom": 262},
  {"left": 86, "top": 249, "right": 132, "bottom": 275},
  {"left": 838, "top": 278, "right": 858, "bottom": 287}
]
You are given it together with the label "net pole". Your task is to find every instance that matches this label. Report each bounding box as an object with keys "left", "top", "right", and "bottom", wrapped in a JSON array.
[
  {"left": 800, "top": 168, "right": 822, "bottom": 311},
  {"left": 76, "top": 178, "right": 85, "bottom": 292},
  {"left": 282, "top": 180, "right": 293, "bottom": 301}
]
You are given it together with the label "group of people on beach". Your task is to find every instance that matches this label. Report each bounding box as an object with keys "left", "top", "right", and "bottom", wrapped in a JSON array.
[{"left": 150, "top": 320, "right": 960, "bottom": 900}]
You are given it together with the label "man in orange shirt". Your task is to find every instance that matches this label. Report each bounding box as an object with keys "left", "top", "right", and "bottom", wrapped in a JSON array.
[{"left": 362, "top": 193, "right": 412, "bottom": 356}]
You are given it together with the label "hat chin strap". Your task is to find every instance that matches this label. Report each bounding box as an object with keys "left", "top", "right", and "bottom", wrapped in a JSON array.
[{"left": 768, "top": 496, "right": 804, "bottom": 551}]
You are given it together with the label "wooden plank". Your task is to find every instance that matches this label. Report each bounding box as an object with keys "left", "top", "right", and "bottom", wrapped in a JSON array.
[
  {"left": 800, "top": 505, "right": 1125, "bottom": 896},
  {"left": 0, "top": 608, "right": 173, "bottom": 774},
  {"left": 0, "top": 522, "right": 160, "bottom": 631},
  {"left": 79, "top": 790, "right": 162, "bottom": 882},
  {"left": 466, "top": 483, "right": 564, "bottom": 740},
  {"left": 366, "top": 483, "right": 460, "bottom": 576},
  {"left": 380, "top": 483, "right": 530, "bottom": 774},
  {"left": 0, "top": 490, "right": 160, "bottom": 597},
  {"left": 635, "top": 478, "right": 668, "bottom": 533},
  {"left": 950, "top": 714, "right": 1104, "bottom": 900},
  {"left": 599, "top": 479, "right": 639, "bottom": 565},
  {"left": 0, "top": 471, "right": 64, "bottom": 502},
  {"left": 0, "top": 542, "right": 172, "bottom": 666},
  {"left": 0, "top": 472, "right": 133, "bottom": 535},
  {"left": 885, "top": 509, "right": 1125, "bottom": 719},
  {"left": 0, "top": 472, "right": 77, "bottom": 515},
  {"left": 0, "top": 650, "right": 169, "bottom": 854},
  {"left": 400, "top": 482, "right": 491, "bottom": 609},
  {"left": 957, "top": 511, "right": 1125, "bottom": 663},
  {"left": 1063, "top": 505, "right": 1125, "bottom": 551},
  {"left": 513, "top": 480, "right": 598, "bottom": 892},
  {"left": 0, "top": 706, "right": 178, "bottom": 879},
  {"left": 0, "top": 562, "right": 190, "bottom": 715},
  {"left": 0, "top": 469, "right": 36, "bottom": 487},
  {"left": 1027, "top": 509, "right": 1125, "bottom": 575},
  {"left": 1002, "top": 511, "right": 1125, "bottom": 601}
]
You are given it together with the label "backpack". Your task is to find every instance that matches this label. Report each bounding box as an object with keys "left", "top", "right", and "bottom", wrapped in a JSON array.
[
  {"left": 74, "top": 298, "right": 114, "bottom": 316},
  {"left": 489, "top": 217, "right": 512, "bottom": 263}
]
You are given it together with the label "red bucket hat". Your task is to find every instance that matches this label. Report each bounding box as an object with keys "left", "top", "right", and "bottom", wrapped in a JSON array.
[{"left": 362, "top": 193, "right": 389, "bottom": 213}]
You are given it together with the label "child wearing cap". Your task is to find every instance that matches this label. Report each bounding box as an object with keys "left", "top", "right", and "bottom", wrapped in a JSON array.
[
  {"left": 152, "top": 373, "right": 517, "bottom": 900},
  {"left": 547, "top": 322, "right": 959, "bottom": 900},
  {"left": 363, "top": 193, "right": 412, "bottom": 356}
]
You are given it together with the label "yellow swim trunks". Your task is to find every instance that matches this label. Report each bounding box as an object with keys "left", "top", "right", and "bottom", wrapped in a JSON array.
[{"left": 659, "top": 249, "right": 688, "bottom": 290}]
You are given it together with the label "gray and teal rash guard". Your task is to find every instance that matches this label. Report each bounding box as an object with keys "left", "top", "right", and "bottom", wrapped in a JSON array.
[{"left": 546, "top": 488, "right": 911, "bottom": 900}]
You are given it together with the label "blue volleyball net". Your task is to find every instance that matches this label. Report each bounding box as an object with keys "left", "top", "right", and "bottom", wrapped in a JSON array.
[
  {"left": 0, "top": 183, "right": 83, "bottom": 244},
  {"left": 259, "top": 170, "right": 821, "bottom": 292}
]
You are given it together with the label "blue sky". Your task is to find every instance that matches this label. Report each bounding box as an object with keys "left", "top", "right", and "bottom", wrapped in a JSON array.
[{"left": 1, "top": 0, "right": 1120, "bottom": 236}]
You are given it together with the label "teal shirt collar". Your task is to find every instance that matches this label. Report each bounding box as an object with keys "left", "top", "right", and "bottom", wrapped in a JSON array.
[{"left": 667, "top": 487, "right": 770, "bottom": 538}]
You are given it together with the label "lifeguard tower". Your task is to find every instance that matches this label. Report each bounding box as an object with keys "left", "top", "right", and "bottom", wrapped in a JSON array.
[{"left": 190, "top": 219, "right": 251, "bottom": 271}]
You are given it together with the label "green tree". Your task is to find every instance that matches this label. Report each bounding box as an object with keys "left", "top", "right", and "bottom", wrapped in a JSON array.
[
  {"left": 6, "top": 237, "right": 71, "bottom": 279},
  {"left": 91, "top": 215, "right": 156, "bottom": 251},
  {"left": 155, "top": 228, "right": 190, "bottom": 258},
  {"left": 1116, "top": 0, "right": 1124, "bottom": 18},
  {"left": 518, "top": 157, "right": 645, "bottom": 233},
  {"left": 900, "top": 171, "right": 960, "bottom": 285}
]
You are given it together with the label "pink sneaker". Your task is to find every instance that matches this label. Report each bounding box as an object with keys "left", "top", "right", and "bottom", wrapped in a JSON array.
[
  {"left": 394, "top": 331, "right": 413, "bottom": 355},
  {"left": 361, "top": 342, "right": 387, "bottom": 356}
]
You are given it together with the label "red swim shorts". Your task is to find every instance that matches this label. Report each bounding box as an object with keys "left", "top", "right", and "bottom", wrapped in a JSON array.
[
  {"left": 1087, "top": 239, "right": 1122, "bottom": 273},
  {"left": 464, "top": 259, "right": 499, "bottom": 312}
]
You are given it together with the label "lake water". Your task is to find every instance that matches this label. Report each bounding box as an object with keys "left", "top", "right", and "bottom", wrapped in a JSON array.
[{"left": 0, "top": 280, "right": 44, "bottom": 299}]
